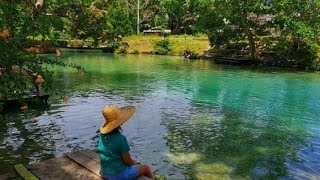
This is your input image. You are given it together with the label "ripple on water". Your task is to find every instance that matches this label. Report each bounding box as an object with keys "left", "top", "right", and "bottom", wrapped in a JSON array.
[{"left": 2, "top": 54, "right": 320, "bottom": 178}]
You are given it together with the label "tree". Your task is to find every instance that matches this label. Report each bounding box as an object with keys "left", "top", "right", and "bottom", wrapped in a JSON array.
[
  {"left": 128, "top": 0, "right": 164, "bottom": 34},
  {"left": 199, "top": 0, "right": 270, "bottom": 63},
  {"left": 0, "top": 1, "right": 82, "bottom": 102},
  {"left": 104, "top": 0, "right": 135, "bottom": 36},
  {"left": 270, "top": 0, "right": 320, "bottom": 69},
  {"left": 163, "top": 0, "right": 202, "bottom": 34},
  {"left": 198, "top": 0, "right": 319, "bottom": 68}
]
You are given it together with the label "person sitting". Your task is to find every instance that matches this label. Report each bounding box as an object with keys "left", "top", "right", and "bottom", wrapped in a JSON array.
[
  {"left": 30, "top": 73, "right": 44, "bottom": 96},
  {"left": 98, "top": 105, "right": 154, "bottom": 180}
]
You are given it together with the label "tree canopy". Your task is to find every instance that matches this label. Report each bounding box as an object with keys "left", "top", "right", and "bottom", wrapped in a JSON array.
[{"left": 0, "top": 0, "right": 319, "bottom": 103}]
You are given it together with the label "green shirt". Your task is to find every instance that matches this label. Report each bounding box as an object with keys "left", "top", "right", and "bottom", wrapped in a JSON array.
[{"left": 98, "top": 131, "right": 130, "bottom": 175}]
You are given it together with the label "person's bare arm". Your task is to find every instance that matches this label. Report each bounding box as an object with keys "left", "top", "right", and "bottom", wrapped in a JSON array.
[{"left": 122, "top": 152, "right": 141, "bottom": 166}]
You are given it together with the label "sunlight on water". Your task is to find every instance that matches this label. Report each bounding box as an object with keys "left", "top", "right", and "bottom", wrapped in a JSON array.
[{"left": 1, "top": 51, "right": 320, "bottom": 179}]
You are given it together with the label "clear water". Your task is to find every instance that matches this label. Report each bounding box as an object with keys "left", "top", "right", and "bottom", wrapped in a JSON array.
[{"left": 1, "top": 51, "right": 320, "bottom": 179}]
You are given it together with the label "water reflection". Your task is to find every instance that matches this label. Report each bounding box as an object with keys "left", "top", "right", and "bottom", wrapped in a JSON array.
[
  {"left": 162, "top": 104, "right": 309, "bottom": 179},
  {"left": 1, "top": 52, "right": 320, "bottom": 179},
  {"left": 0, "top": 107, "right": 56, "bottom": 173}
]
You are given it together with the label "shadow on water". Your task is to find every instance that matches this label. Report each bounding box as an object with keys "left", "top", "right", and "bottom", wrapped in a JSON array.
[
  {"left": 157, "top": 63, "right": 320, "bottom": 179},
  {"left": 1, "top": 52, "right": 320, "bottom": 179},
  {"left": 0, "top": 106, "right": 57, "bottom": 174},
  {"left": 0, "top": 62, "right": 163, "bottom": 174},
  {"left": 162, "top": 103, "right": 308, "bottom": 179}
]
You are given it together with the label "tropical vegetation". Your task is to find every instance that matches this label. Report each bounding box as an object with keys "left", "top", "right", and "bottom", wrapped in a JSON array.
[{"left": 0, "top": 0, "right": 319, "bottom": 103}]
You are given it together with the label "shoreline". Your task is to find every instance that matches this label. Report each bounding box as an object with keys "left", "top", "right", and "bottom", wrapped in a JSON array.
[
  {"left": 39, "top": 46, "right": 319, "bottom": 73},
  {"left": 28, "top": 35, "right": 319, "bottom": 72}
]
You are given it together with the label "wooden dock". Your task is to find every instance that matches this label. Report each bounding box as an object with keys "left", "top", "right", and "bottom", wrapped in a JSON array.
[
  {"left": 0, "top": 94, "right": 50, "bottom": 112},
  {"left": 0, "top": 149, "right": 151, "bottom": 180},
  {"left": 215, "top": 56, "right": 251, "bottom": 65}
]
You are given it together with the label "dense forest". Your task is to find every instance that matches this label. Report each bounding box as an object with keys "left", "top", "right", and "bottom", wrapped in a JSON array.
[{"left": 0, "top": 0, "right": 319, "bottom": 101}]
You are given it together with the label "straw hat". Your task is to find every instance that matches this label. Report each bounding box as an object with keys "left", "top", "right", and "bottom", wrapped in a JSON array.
[{"left": 100, "top": 105, "right": 135, "bottom": 134}]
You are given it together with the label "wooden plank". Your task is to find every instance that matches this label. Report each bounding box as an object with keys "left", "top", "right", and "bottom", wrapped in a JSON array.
[
  {"left": 79, "top": 149, "right": 100, "bottom": 163},
  {"left": 65, "top": 151, "right": 101, "bottom": 176},
  {"left": 14, "top": 164, "right": 39, "bottom": 180},
  {"left": 0, "top": 150, "right": 151, "bottom": 180},
  {"left": 0, "top": 171, "right": 19, "bottom": 180},
  {"left": 28, "top": 156, "right": 101, "bottom": 180}
]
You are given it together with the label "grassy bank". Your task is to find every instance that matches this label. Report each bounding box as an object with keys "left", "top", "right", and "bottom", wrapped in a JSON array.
[{"left": 123, "top": 35, "right": 210, "bottom": 56}]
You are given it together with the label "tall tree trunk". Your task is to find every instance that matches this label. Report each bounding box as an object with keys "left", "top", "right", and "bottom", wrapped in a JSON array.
[
  {"left": 241, "top": 13, "right": 256, "bottom": 64},
  {"left": 245, "top": 27, "right": 256, "bottom": 63},
  {"left": 240, "top": 0, "right": 256, "bottom": 64}
]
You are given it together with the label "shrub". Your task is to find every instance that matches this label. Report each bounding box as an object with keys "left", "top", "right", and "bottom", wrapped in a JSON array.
[
  {"left": 115, "top": 45, "right": 128, "bottom": 54},
  {"left": 272, "top": 37, "right": 318, "bottom": 70},
  {"left": 103, "top": 40, "right": 119, "bottom": 53},
  {"left": 154, "top": 39, "right": 171, "bottom": 55},
  {"left": 208, "top": 27, "right": 243, "bottom": 48},
  {"left": 132, "top": 49, "right": 140, "bottom": 54}
]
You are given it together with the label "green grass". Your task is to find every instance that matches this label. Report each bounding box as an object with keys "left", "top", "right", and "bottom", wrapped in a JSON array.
[
  {"left": 124, "top": 34, "right": 210, "bottom": 56},
  {"left": 26, "top": 34, "right": 211, "bottom": 56}
]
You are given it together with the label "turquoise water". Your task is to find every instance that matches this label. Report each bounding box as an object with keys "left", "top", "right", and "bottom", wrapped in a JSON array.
[{"left": 1, "top": 51, "right": 320, "bottom": 179}]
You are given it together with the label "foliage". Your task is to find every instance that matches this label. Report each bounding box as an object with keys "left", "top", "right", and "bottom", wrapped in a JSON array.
[
  {"left": 162, "top": 0, "right": 202, "bottom": 34},
  {"left": 128, "top": 0, "right": 165, "bottom": 33},
  {"left": 104, "top": 0, "right": 135, "bottom": 36},
  {"left": 154, "top": 39, "right": 171, "bottom": 55},
  {"left": 1, "top": 0, "right": 319, "bottom": 72},
  {"left": 124, "top": 35, "right": 209, "bottom": 55},
  {"left": 198, "top": 0, "right": 320, "bottom": 68},
  {"left": 269, "top": 0, "right": 320, "bottom": 70},
  {"left": 0, "top": 1, "right": 83, "bottom": 102},
  {"left": 132, "top": 49, "right": 140, "bottom": 54},
  {"left": 103, "top": 40, "right": 120, "bottom": 53},
  {"left": 272, "top": 37, "right": 318, "bottom": 70},
  {"left": 115, "top": 45, "right": 128, "bottom": 54}
]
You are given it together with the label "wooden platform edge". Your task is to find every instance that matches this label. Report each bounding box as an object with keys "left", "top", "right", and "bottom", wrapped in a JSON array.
[
  {"left": 65, "top": 151, "right": 101, "bottom": 176},
  {"left": 14, "top": 164, "right": 39, "bottom": 180},
  {"left": 67, "top": 150, "right": 152, "bottom": 180}
]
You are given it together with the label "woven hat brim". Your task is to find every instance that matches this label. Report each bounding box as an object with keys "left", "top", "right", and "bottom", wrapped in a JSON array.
[{"left": 100, "top": 106, "right": 135, "bottom": 134}]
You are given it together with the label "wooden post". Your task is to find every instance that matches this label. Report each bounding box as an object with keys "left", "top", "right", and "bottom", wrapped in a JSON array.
[{"left": 137, "top": 0, "right": 140, "bottom": 34}]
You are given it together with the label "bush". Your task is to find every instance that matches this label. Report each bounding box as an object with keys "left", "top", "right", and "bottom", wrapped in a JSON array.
[
  {"left": 154, "top": 39, "right": 171, "bottom": 55},
  {"left": 208, "top": 27, "right": 243, "bottom": 48},
  {"left": 272, "top": 37, "right": 318, "bottom": 70},
  {"left": 131, "top": 49, "right": 140, "bottom": 54},
  {"left": 154, "top": 46, "right": 169, "bottom": 55},
  {"left": 103, "top": 40, "right": 119, "bottom": 53},
  {"left": 115, "top": 45, "right": 128, "bottom": 54}
]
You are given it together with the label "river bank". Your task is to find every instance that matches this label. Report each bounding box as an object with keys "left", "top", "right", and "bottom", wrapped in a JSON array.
[
  {"left": 123, "top": 35, "right": 210, "bottom": 56},
  {"left": 30, "top": 35, "right": 320, "bottom": 71},
  {"left": 28, "top": 35, "right": 209, "bottom": 56}
]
